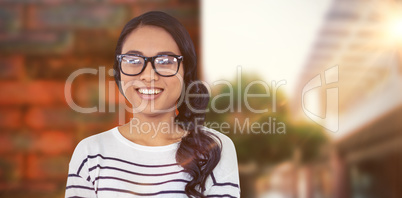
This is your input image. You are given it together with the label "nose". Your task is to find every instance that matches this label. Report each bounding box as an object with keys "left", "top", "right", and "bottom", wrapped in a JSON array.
[{"left": 139, "top": 61, "right": 159, "bottom": 82}]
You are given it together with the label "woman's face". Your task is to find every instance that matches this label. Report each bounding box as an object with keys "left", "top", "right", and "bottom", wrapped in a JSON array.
[{"left": 120, "top": 25, "right": 184, "bottom": 115}]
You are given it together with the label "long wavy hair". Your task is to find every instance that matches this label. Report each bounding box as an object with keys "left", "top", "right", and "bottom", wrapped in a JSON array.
[{"left": 113, "top": 11, "right": 222, "bottom": 197}]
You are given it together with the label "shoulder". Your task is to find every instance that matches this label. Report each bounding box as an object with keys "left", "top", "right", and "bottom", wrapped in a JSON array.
[
  {"left": 69, "top": 127, "right": 116, "bottom": 161},
  {"left": 76, "top": 128, "right": 114, "bottom": 148},
  {"left": 202, "top": 126, "right": 234, "bottom": 144},
  {"left": 202, "top": 126, "right": 237, "bottom": 156},
  {"left": 202, "top": 127, "right": 240, "bottom": 195}
]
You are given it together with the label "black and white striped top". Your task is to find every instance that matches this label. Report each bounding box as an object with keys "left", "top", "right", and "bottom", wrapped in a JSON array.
[{"left": 65, "top": 126, "right": 240, "bottom": 198}]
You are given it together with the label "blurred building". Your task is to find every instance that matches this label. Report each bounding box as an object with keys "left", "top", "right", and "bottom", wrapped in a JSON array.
[{"left": 293, "top": 0, "right": 402, "bottom": 197}]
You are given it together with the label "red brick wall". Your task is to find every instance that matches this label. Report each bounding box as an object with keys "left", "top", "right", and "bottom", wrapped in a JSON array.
[{"left": 0, "top": 1, "right": 200, "bottom": 197}]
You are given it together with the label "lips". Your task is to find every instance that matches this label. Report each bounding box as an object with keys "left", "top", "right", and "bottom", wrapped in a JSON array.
[
  {"left": 137, "top": 88, "right": 163, "bottom": 95},
  {"left": 135, "top": 87, "right": 164, "bottom": 99}
]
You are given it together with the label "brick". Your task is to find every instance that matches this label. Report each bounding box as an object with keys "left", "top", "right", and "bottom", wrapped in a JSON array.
[
  {"left": 23, "top": 95, "right": 121, "bottom": 131},
  {"left": 23, "top": 182, "right": 59, "bottom": 194},
  {"left": 0, "top": 77, "right": 122, "bottom": 109},
  {"left": 24, "top": 107, "right": 77, "bottom": 130},
  {"left": 0, "top": 108, "right": 22, "bottom": 129},
  {"left": 0, "top": 154, "right": 24, "bottom": 183},
  {"left": 1, "top": 130, "right": 74, "bottom": 158},
  {"left": 0, "top": 188, "right": 63, "bottom": 198},
  {"left": 0, "top": 31, "right": 72, "bottom": 54},
  {"left": 0, "top": 0, "right": 68, "bottom": 3},
  {"left": 0, "top": 6, "right": 23, "bottom": 32},
  {"left": 0, "top": 81, "right": 26, "bottom": 105},
  {"left": 26, "top": 154, "right": 69, "bottom": 180},
  {"left": 25, "top": 55, "right": 113, "bottom": 80},
  {"left": 0, "top": 131, "right": 33, "bottom": 154},
  {"left": 27, "top": 5, "right": 127, "bottom": 30},
  {"left": 0, "top": 133, "right": 13, "bottom": 154},
  {"left": 73, "top": 30, "right": 117, "bottom": 55},
  {"left": 160, "top": 6, "right": 199, "bottom": 21},
  {"left": 111, "top": 0, "right": 159, "bottom": 3},
  {"left": 0, "top": 81, "right": 67, "bottom": 106},
  {"left": 72, "top": 79, "right": 104, "bottom": 110},
  {"left": 0, "top": 55, "right": 25, "bottom": 80},
  {"left": 0, "top": 0, "right": 157, "bottom": 3},
  {"left": 27, "top": 81, "right": 67, "bottom": 105},
  {"left": 130, "top": 4, "right": 199, "bottom": 24},
  {"left": 72, "top": 77, "right": 125, "bottom": 112},
  {"left": 32, "top": 131, "right": 73, "bottom": 155}
]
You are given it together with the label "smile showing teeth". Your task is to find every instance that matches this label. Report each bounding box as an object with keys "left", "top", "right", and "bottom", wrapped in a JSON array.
[{"left": 137, "top": 88, "right": 163, "bottom": 95}]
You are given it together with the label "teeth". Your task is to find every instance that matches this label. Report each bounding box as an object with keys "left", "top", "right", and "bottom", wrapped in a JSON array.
[{"left": 138, "top": 88, "right": 162, "bottom": 95}]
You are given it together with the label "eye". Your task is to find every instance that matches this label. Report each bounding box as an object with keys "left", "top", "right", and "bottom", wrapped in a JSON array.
[
  {"left": 123, "top": 56, "right": 143, "bottom": 65},
  {"left": 128, "top": 59, "right": 142, "bottom": 64},
  {"left": 156, "top": 58, "right": 174, "bottom": 65},
  {"left": 155, "top": 57, "right": 178, "bottom": 65}
]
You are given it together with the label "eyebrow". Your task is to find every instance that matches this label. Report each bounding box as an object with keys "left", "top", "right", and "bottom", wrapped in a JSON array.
[{"left": 123, "top": 50, "right": 177, "bottom": 56}]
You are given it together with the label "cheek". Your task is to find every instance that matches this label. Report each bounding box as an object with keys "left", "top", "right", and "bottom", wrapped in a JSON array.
[
  {"left": 167, "top": 70, "right": 184, "bottom": 97},
  {"left": 120, "top": 72, "right": 132, "bottom": 82}
]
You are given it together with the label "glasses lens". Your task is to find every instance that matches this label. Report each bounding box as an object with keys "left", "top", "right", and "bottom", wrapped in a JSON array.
[
  {"left": 154, "top": 56, "right": 179, "bottom": 76},
  {"left": 121, "top": 55, "right": 144, "bottom": 75}
]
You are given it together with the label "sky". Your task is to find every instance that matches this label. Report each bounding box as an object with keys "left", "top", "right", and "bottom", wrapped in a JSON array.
[{"left": 201, "top": 0, "right": 333, "bottom": 98}]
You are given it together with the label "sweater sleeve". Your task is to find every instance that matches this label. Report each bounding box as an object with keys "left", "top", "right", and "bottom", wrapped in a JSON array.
[
  {"left": 65, "top": 139, "right": 97, "bottom": 198},
  {"left": 204, "top": 130, "right": 241, "bottom": 198}
]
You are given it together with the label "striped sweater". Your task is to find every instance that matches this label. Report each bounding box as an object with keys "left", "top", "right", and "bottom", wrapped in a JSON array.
[{"left": 65, "top": 126, "right": 240, "bottom": 198}]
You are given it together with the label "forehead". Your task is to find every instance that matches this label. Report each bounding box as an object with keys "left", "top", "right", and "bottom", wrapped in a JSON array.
[{"left": 121, "top": 25, "right": 181, "bottom": 56}]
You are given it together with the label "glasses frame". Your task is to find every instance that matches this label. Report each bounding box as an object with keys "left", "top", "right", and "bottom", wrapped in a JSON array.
[{"left": 116, "top": 54, "right": 183, "bottom": 77}]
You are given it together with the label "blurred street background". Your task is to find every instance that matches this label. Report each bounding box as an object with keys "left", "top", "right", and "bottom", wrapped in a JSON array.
[{"left": 0, "top": 0, "right": 401, "bottom": 198}]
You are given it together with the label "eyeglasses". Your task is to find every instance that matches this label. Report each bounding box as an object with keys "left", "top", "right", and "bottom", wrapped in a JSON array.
[{"left": 116, "top": 54, "right": 183, "bottom": 77}]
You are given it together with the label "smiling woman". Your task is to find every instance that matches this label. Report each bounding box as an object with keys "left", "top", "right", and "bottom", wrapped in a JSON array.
[
  {"left": 65, "top": 11, "right": 240, "bottom": 198},
  {"left": 119, "top": 25, "right": 185, "bottom": 114}
]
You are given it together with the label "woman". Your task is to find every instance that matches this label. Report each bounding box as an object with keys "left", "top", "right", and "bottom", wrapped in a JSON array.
[{"left": 66, "top": 11, "right": 240, "bottom": 198}]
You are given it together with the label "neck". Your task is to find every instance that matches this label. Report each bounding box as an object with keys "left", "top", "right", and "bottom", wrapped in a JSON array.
[{"left": 120, "top": 112, "right": 186, "bottom": 146}]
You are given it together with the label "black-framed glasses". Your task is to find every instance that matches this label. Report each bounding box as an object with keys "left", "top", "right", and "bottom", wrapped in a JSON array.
[{"left": 116, "top": 54, "right": 183, "bottom": 77}]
